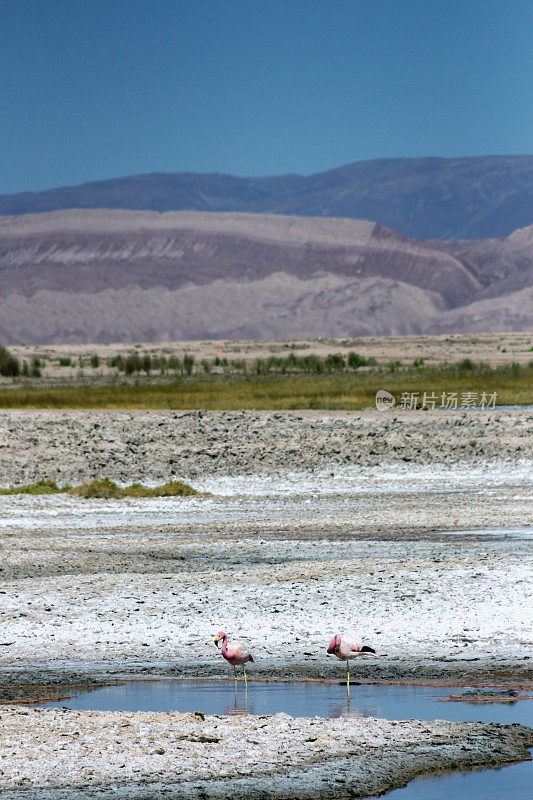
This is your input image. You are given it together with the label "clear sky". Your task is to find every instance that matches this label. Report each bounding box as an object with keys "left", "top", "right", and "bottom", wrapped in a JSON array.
[{"left": 1, "top": 0, "right": 532, "bottom": 193}]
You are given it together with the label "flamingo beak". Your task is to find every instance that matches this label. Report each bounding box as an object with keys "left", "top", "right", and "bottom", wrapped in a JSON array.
[{"left": 214, "top": 637, "right": 220, "bottom": 647}]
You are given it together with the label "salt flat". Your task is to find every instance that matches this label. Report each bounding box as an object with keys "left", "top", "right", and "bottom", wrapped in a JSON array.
[
  {"left": 0, "top": 458, "right": 531, "bottom": 689},
  {"left": 0, "top": 409, "right": 531, "bottom": 798}
]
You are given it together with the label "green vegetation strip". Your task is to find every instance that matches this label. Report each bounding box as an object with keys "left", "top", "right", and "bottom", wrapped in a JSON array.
[
  {"left": 0, "top": 363, "right": 531, "bottom": 409},
  {"left": 0, "top": 478, "right": 198, "bottom": 498},
  {"left": 0, "top": 479, "right": 63, "bottom": 495}
]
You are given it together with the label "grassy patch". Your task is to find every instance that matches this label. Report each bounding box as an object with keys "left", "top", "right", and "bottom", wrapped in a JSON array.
[
  {"left": 0, "top": 478, "right": 63, "bottom": 495},
  {"left": 0, "top": 363, "right": 531, "bottom": 409},
  {"left": 0, "top": 478, "right": 198, "bottom": 498},
  {"left": 68, "top": 478, "right": 198, "bottom": 498}
]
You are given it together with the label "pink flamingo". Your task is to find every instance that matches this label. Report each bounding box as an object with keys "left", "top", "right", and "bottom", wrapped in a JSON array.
[
  {"left": 214, "top": 631, "right": 254, "bottom": 688},
  {"left": 327, "top": 634, "right": 376, "bottom": 696}
]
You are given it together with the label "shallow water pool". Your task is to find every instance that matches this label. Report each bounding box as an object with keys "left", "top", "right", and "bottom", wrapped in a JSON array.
[
  {"left": 42, "top": 681, "right": 532, "bottom": 800},
  {"left": 384, "top": 759, "right": 532, "bottom": 800},
  {"left": 42, "top": 679, "right": 532, "bottom": 724}
]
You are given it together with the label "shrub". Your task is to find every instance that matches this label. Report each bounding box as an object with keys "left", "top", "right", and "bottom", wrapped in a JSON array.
[
  {"left": 21, "top": 361, "right": 29, "bottom": 377},
  {"left": 168, "top": 356, "right": 182, "bottom": 372},
  {"left": 109, "top": 355, "right": 124, "bottom": 370},
  {"left": 264, "top": 356, "right": 278, "bottom": 372},
  {"left": 0, "top": 479, "right": 62, "bottom": 495},
  {"left": 142, "top": 354, "right": 152, "bottom": 374},
  {"left": 347, "top": 352, "right": 376, "bottom": 369},
  {"left": 68, "top": 478, "right": 198, "bottom": 498},
  {"left": 124, "top": 353, "right": 142, "bottom": 374},
  {"left": 325, "top": 353, "right": 345, "bottom": 372},
  {"left": 59, "top": 357, "right": 72, "bottom": 367},
  {"left": 201, "top": 359, "right": 211, "bottom": 374},
  {"left": 347, "top": 352, "right": 365, "bottom": 370},
  {"left": 301, "top": 354, "right": 322, "bottom": 373},
  {"left": 90, "top": 354, "right": 100, "bottom": 369},
  {"left": 183, "top": 354, "right": 194, "bottom": 376},
  {"left": 0, "top": 346, "right": 20, "bottom": 377}
]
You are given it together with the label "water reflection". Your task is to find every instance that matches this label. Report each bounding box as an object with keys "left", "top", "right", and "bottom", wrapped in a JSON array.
[
  {"left": 223, "top": 683, "right": 248, "bottom": 715},
  {"left": 382, "top": 758, "right": 533, "bottom": 800},
  {"left": 332, "top": 697, "right": 366, "bottom": 718},
  {"left": 41, "top": 681, "right": 533, "bottom": 727},
  {"left": 222, "top": 689, "right": 371, "bottom": 719}
]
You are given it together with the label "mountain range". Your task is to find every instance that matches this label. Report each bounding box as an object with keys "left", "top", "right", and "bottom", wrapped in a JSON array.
[
  {"left": 0, "top": 209, "right": 531, "bottom": 344},
  {"left": 1, "top": 155, "right": 532, "bottom": 240}
]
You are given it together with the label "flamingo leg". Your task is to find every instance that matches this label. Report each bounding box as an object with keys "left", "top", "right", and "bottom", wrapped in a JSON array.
[
  {"left": 244, "top": 667, "right": 248, "bottom": 688},
  {"left": 346, "top": 659, "right": 350, "bottom": 698},
  {"left": 233, "top": 664, "right": 237, "bottom": 688}
]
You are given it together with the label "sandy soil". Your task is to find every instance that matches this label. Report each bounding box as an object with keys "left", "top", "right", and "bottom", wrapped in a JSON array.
[{"left": 0, "top": 708, "right": 531, "bottom": 799}]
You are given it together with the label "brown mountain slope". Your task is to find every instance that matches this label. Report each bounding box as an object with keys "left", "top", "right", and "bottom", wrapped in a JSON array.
[
  {"left": 431, "top": 286, "right": 533, "bottom": 333},
  {"left": 0, "top": 210, "right": 529, "bottom": 344},
  {"left": 0, "top": 210, "right": 479, "bottom": 306},
  {"left": 0, "top": 274, "right": 447, "bottom": 344}
]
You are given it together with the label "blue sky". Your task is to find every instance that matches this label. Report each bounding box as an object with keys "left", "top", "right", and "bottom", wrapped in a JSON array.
[{"left": 1, "top": 0, "right": 532, "bottom": 193}]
